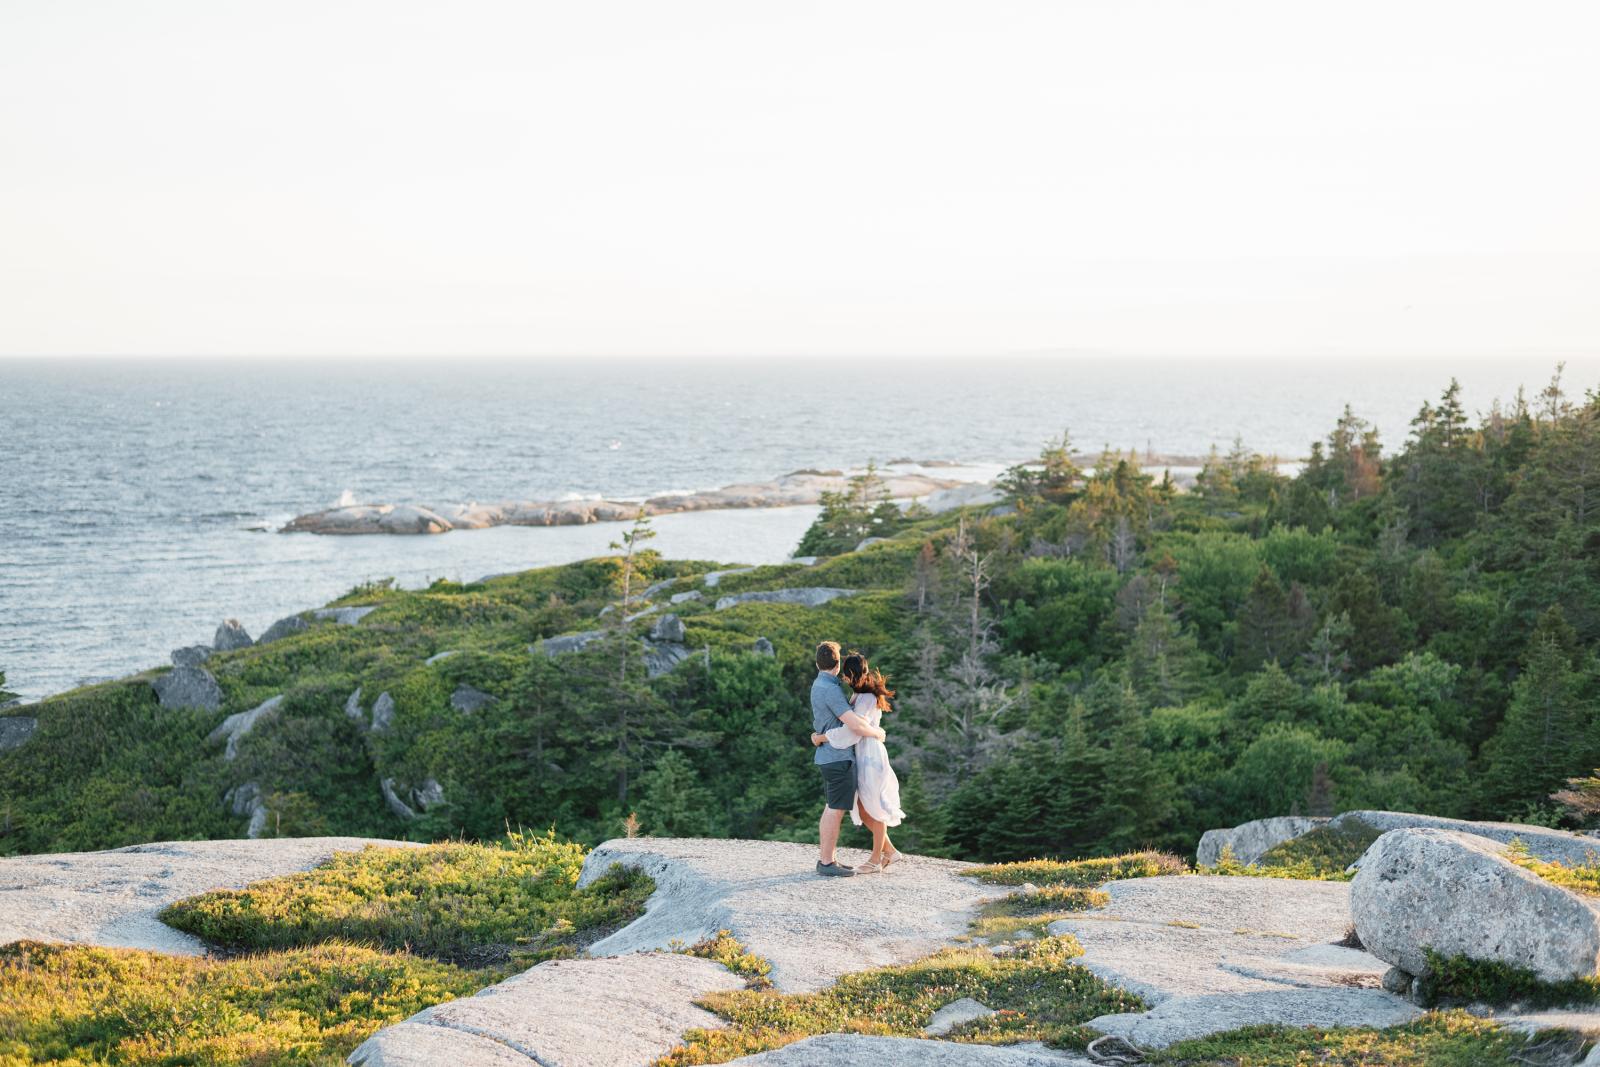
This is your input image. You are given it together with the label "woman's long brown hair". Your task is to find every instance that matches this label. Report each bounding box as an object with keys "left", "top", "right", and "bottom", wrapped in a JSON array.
[{"left": 841, "top": 652, "right": 894, "bottom": 712}]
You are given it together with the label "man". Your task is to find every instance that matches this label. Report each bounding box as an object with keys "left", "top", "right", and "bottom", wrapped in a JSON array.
[{"left": 810, "top": 640, "right": 886, "bottom": 877}]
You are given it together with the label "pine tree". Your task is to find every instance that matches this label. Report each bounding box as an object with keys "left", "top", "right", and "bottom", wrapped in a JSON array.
[
  {"left": 635, "top": 749, "right": 721, "bottom": 837},
  {"left": 1094, "top": 684, "right": 1168, "bottom": 855},
  {"left": 1128, "top": 600, "right": 1205, "bottom": 709},
  {"left": 1477, "top": 617, "right": 1596, "bottom": 815}
]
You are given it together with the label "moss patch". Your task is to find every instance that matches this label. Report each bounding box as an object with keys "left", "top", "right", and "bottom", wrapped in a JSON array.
[
  {"left": 656, "top": 935, "right": 1145, "bottom": 1065},
  {"left": 0, "top": 940, "right": 484, "bottom": 1067},
  {"left": 1420, "top": 949, "right": 1600, "bottom": 1010},
  {"left": 677, "top": 930, "right": 774, "bottom": 988},
  {"left": 1202, "top": 821, "right": 1382, "bottom": 882},
  {"left": 161, "top": 831, "right": 652, "bottom": 967}
]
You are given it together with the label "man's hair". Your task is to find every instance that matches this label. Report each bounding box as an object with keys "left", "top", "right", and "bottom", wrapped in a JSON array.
[{"left": 815, "top": 641, "right": 841, "bottom": 671}]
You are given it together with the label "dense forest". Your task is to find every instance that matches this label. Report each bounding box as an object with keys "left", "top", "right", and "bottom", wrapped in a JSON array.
[{"left": 3, "top": 371, "right": 1599, "bottom": 863}]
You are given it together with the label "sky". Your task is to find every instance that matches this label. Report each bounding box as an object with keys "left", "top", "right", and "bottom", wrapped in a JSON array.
[{"left": 2, "top": 1, "right": 1598, "bottom": 359}]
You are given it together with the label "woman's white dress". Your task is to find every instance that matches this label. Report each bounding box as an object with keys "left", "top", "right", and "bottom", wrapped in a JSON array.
[{"left": 826, "top": 694, "right": 905, "bottom": 828}]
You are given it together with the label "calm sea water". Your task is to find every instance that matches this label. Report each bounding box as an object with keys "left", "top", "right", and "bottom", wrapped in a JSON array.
[{"left": 0, "top": 355, "right": 1588, "bottom": 701}]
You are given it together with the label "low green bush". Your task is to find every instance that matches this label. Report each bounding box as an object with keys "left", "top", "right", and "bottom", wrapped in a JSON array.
[
  {"left": 963, "top": 851, "right": 1188, "bottom": 887},
  {"left": 1152, "top": 1010, "right": 1547, "bottom": 1066},
  {"left": 160, "top": 831, "right": 652, "bottom": 966},
  {"left": 0, "top": 940, "right": 483, "bottom": 1067}
]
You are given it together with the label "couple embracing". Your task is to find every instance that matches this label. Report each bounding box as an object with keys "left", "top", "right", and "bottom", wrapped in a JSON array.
[{"left": 810, "top": 640, "right": 906, "bottom": 877}]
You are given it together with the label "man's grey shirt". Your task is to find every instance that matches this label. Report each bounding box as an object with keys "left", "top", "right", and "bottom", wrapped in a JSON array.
[{"left": 811, "top": 671, "right": 855, "bottom": 766}]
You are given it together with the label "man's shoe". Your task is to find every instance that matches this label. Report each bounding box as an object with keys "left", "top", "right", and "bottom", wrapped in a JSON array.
[{"left": 816, "top": 861, "right": 856, "bottom": 877}]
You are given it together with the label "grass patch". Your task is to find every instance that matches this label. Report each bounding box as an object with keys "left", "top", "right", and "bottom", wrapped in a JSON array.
[
  {"left": 1505, "top": 838, "right": 1600, "bottom": 897},
  {"left": 1201, "top": 821, "right": 1382, "bottom": 882},
  {"left": 676, "top": 930, "right": 774, "bottom": 988},
  {"left": 656, "top": 935, "right": 1145, "bottom": 1065},
  {"left": 1151, "top": 1010, "right": 1553, "bottom": 1066},
  {"left": 967, "top": 885, "right": 1109, "bottom": 943},
  {"left": 1420, "top": 949, "right": 1600, "bottom": 1010},
  {"left": 160, "top": 830, "right": 653, "bottom": 968},
  {"left": 962, "top": 851, "right": 1187, "bottom": 887},
  {"left": 0, "top": 940, "right": 484, "bottom": 1067}
]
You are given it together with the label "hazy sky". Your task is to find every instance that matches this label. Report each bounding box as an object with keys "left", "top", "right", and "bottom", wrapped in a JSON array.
[{"left": 3, "top": 1, "right": 1597, "bottom": 358}]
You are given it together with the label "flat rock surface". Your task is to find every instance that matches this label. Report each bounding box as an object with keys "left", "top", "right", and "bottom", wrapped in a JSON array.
[
  {"left": 578, "top": 837, "right": 1008, "bottom": 992},
  {"left": 348, "top": 952, "right": 744, "bottom": 1067},
  {"left": 1048, "top": 875, "right": 1419, "bottom": 1047},
  {"left": 0, "top": 837, "right": 416, "bottom": 954},
  {"left": 724, "top": 1035, "right": 1090, "bottom": 1066}
]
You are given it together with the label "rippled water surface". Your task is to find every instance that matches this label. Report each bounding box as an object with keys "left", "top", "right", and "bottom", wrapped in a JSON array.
[{"left": 0, "top": 355, "right": 1587, "bottom": 699}]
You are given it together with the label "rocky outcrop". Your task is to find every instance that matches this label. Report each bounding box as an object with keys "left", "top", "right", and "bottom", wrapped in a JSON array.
[
  {"left": 924, "top": 997, "right": 996, "bottom": 1036},
  {"left": 348, "top": 953, "right": 746, "bottom": 1067},
  {"left": 313, "top": 605, "right": 379, "bottom": 625},
  {"left": 343, "top": 687, "right": 365, "bottom": 724},
  {"left": 450, "top": 685, "right": 496, "bottom": 714},
  {"left": 283, "top": 503, "right": 453, "bottom": 535},
  {"left": 668, "top": 589, "right": 702, "bottom": 604},
  {"left": 0, "top": 837, "right": 417, "bottom": 954},
  {"left": 151, "top": 665, "right": 223, "bottom": 712},
  {"left": 0, "top": 716, "right": 38, "bottom": 752},
  {"left": 256, "top": 615, "right": 310, "bottom": 645},
  {"left": 752, "top": 637, "right": 775, "bottom": 657},
  {"left": 424, "top": 650, "right": 460, "bottom": 665},
  {"left": 920, "top": 483, "right": 1005, "bottom": 515},
  {"left": 380, "top": 777, "right": 418, "bottom": 820},
  {"left": 207, "top": 695, "right": 284, "bottom": 761},
  {"left": 1333, "top": 810, "right": 1600, "bottom": 867},
  {"left": 170, "top": 645, "right": 213, "bottom": 668},
  {"left": 225, "top": 781, "right": 270, "bottom": 838},
  {"left": 715, "top": 588, "right": 858, "bottom": 611},
  {"left": 213, "top": 619, "right": 253, "bottom": 650},
  {"left": 370, "top": 692, "right": 396, "bottom": 733},
  {"left": 649, "top": 614, "right": 687, "bottom": 644},
  {"left": 1197, "top": 816, "right": 1329, "bottom": 866},
  {"left": 703, "top": 567, "right": 756, "bottom": 587},
  {"left": 285, "top": 470, "right": 967, "bottom": 536},
  {"left": 1351, "top": 827, "right": 1600, "bottom": 984},
  {"left": 1054, "top": 875, "right": 1418, "bottom": 1047},
  {"left": 576, "top": 837, "right": 1007, "bottom": 992},
  {"left": 536, "top": 630, "right": 606, "bottom": 657},
  {"left": 723, "top": 1035, "right": 1087, "bottom": 1066}
]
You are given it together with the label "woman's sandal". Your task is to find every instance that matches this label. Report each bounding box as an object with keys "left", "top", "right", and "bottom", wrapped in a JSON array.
[
  {"left": 855, "top": 860, "right": 883, "bottom": 874},
  {"left": 882, "top": 849, "right": 905, "bottom": 869}
]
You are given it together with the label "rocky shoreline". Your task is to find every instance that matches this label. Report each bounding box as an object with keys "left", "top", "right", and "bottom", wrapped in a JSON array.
[{"left": 281, "top": 469, "right": 979, "bottom": 536}]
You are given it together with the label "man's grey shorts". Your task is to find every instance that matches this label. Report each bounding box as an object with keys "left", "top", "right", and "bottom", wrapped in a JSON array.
[{"left": 819, "top": 760, "right": 857, "bottom": 811}]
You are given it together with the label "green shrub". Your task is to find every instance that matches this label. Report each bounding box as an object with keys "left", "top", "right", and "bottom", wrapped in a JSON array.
[
  {"left": 0, "top": 940, "right": 483, "bottom": 1067},
  {"left": 1421, "top": 949, "right": 1600, "bottom": 1009},
  {"left": 1152, "top": 1010, "right": 1544, "bottom": 1066},
  {"left": 161, "top": 831, "right": 653, "bottom": 966},
  {"left": 963, "top": 851, "right": 1188, "bottom": 887}
]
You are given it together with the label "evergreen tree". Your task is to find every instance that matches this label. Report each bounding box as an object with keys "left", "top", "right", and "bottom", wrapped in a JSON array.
[
  {"left": 635, "top": 749, "right": 722, "bottom": 837},
  {"left": 1128, "top": 600, "right": 1206, "bottom": 708},
  {"left": 1093, "top": 684, "right": 1169, "bottom": 854},
  {"left": 1477, "top": 614, "right": 1597, "bottom": 814},
  {"left": 1236, "top": 565, "right": 1315, "bottom": 670},
  {"left": 797, "top": 463, "right": 904, "bottom": 556},
  {"left": 0, "top": 669, "right": 16, "bottom": 705}
]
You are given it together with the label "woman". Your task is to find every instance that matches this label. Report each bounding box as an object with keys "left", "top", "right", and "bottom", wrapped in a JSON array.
[{"left": 811, "top": 652, "right": 906, "bottom": 873}]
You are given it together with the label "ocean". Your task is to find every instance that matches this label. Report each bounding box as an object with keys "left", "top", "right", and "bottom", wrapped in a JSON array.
[{"left": 0, "top": 354, "right": 1588, "bottom": 701}]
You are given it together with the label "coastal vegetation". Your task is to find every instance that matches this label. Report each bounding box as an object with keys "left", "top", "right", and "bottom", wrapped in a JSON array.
[
  {"left": 0, "top": 836, "right": 653, "bottom": 1066},
  {"left": 4, "top": 371, "right": 1599, "bottom": 866}
]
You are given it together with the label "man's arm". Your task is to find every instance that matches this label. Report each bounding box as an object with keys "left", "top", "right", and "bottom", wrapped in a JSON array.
[{"left": 839, "top": 711, "right": 886, "bottom": 741}]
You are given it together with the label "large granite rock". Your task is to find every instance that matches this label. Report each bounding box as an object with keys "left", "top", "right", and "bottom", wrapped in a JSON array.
[
  {"left": 213, "top": 619, "right": 253, "bottom": 650},
  {"left": 536, "top": 630, "right": 606, "bottom": 657},
  {"left": 1197, "top": 816, "right": 1329, "bottom": 866},
  {"left": 0, "top": 716, "right": 38, "bottom": 752},
  {"left": 369, "top": 692, "right": 396, "bottom": 733},
  {"left": 224, "top": 781, "right": 269, "bottom": 838},
  {"left": 348, "top": 953, "right": 746, "bottom": 1067},
  {"left": 752, "top": 636, "right": 776, "bottom": 657},
  {"left": 381, "top": 777, "right": 418, "bottom": 820},
  {"left": 714, "top": 588, "right": 858, "bottom": 611},
  {"left": 152, "top": 666, "right": 223, "bottom": 711},
  {"left": 669, "top": 589, "right": 703, "bottom": 604},
  {"left": 1351, "top": 827, "right": 1600, "bottom": 983},
  {"left": 256, "top": 614, "right": 310, "bottom": 645},
  {"left": 577, "top": 837, "right": 1007, "bottom": 992},
  {"left": 1052, "top": 875, "right": 1418, "bottom": 1047},
  {"left": 343, "top": 687, "right": 365, "bottom": 723},
  {"left": 207, "top": 695, "right": 284, "bottom": 761},
  {"left": 649, "top": 613, "right": 687, "bottom": 644},
  {"left": 170, "top": 645, "right": 213, "bottom": 668},
  {"left": 283, "top": 503, "right": 453, "bottom": 535},
  {"left": 1333, "top": 810, "right": 1600, "bottom": 867}
]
